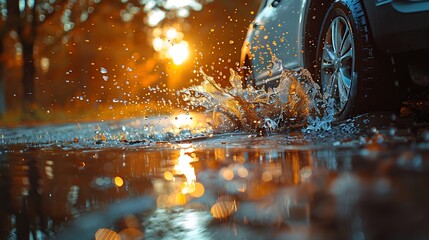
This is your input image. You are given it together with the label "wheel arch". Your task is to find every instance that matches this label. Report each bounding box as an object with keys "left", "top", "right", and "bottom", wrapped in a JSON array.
[
  {"left": 303, "top": 0, "right": 331, "bottom": 79},
  {"left": 304, "top": 0, "right": 377, "bottom": 73}
]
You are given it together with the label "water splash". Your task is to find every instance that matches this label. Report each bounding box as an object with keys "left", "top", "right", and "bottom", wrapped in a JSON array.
[
  {"left": 304, "top": 97, "right": 336, "bottom": 132},
  {"left": 181, "top": 68, "right": 333, "bottom": 133},
  {"left": 1, "top": 67, "right": 337, "bottom": 148}
]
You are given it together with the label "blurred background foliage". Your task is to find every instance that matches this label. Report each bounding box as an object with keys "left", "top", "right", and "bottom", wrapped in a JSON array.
[{"left": 0, "top": 0, "right": 259, "bottom": 126}]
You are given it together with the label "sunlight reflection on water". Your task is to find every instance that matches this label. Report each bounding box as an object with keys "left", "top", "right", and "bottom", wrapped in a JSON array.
[
  {"left": 155, "top": 145, "right": 206, "bottom": 208},
  {"left": 3, "top": 139, "right": 429, "bottom": 239}
]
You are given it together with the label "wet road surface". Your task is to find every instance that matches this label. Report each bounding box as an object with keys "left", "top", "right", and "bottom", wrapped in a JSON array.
[{"left": 1, "top": 112, "right": 429, "bottom": 240}]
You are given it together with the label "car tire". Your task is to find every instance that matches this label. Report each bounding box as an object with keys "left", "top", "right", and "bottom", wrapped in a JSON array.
[{"left": 314, "top": 0, "right": 400, "bottom": 120}]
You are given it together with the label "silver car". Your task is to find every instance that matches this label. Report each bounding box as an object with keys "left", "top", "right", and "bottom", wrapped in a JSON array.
[{"left": 241, "top": 0, "right": 429, "bottom": 119}]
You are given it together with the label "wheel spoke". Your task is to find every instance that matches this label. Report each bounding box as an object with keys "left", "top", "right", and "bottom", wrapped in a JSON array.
[
  {"left": 339, "top": 67, "right": 352, "bottom": 86},
  {"left": 340, "top": 26, "right": 351, "bottom": 56},
  {"left": 337, "top": 72, "right": 349, "bottom": 105},
  {"left": 340, "top": 47, "right": 353, "bottom": 61},
  {"left": 330, "top": 19, "right": 342, "bottom": 55},
  {"left": 323, "top": 45, "right": 336, "bottom": 64},
  {"left": 322, "top": 57, "right": 335, "bottom": 71},
  {"left": 322, "top": 62, "right": 335, "bottom": 71},
  {"left": 329, "top": 72, "right": 338, "bottom": 97}
]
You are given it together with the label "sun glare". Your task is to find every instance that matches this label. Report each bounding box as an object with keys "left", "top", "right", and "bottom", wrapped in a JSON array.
[
  {"left": 152, "top": 37, "right": 163, "bottom": 51},
  {"left": 168, "top": 41, "right": 189, "bottom": 65},
  {"left": 151, "top": 26, "right": 190, "bottom": 65},
  {"left": 166, "top": 27, "right": 178, "bottom": 39},
  {"left": 146, "top": 9, "right": 166, "bottom": 27},
  {"left": 173, "top": 113, "right": 194, "bottom": 128}
]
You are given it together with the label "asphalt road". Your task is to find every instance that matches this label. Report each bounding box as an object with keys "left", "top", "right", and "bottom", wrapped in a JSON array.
[{"left": 1, "top": 111, "right": 429, "bottom": 239}]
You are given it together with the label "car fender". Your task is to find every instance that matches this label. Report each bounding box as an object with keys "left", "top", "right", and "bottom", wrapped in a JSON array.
[{"left": 241, "top": 0, "right": 311, "bottom": 86}]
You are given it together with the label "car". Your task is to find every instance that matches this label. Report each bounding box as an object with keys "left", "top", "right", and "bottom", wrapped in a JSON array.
[{"left": 241, "top": 0, "right": 429, "bottom": 120}]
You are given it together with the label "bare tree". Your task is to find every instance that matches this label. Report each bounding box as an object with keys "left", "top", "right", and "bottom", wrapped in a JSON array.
[
  {"left": 0, "top": 0, "right": 214, "bottom": 120},
  {"left": 0, "top": 0, "right": 86, "bottom": 118},
  {"left": 11, "top": 0, "right": 38, "bottom": 115},
  {"left": 0, "top": 1, "right": 15, "bottom": 117},
  {"left": 0, "top": 0, "right": 59, "bottom": 117}
]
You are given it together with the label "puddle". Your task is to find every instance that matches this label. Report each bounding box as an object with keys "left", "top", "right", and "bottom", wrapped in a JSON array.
[{"left": 2, "top": 142, "right": 429, "bottom": 239}]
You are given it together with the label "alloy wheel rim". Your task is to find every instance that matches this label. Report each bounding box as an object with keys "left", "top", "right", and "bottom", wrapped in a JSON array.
[{"left": 320, "top": 16, "right": 355, "bottom": 114}]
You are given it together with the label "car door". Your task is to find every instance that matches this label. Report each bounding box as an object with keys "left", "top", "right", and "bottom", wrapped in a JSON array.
[{"left": 249, "top": 0, "right": 306, "bottom": 87}]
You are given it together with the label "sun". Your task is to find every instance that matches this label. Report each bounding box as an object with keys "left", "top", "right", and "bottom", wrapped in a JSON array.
[
  {"left": 151, "top": 26, "right": 190, "bottom": 65},
  {"left": 167, "top": 41, "right": 190, "bottom": 65}
]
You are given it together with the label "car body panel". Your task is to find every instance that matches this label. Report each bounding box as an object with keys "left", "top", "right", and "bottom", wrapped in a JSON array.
[
  {"left": 363, "top": 0, "right": 429, "bottom": 53},
  {"left": 242, "top": 0, "right": 429, "bottom": 87},
  {"left": 241, "top": 0, "right": 309, "bottom": 87}
]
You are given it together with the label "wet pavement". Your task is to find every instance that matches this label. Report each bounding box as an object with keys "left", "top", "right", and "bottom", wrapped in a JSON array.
[{"left": 1, "top": 112, "right": 429, "bottom": 240}]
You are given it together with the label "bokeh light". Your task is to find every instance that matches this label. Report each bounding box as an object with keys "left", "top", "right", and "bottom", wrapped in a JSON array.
[
  {"left": 152, "top": 37, "right": 164, "bottom": 51},
  {"left": 189, "top": 182, "right": 205, "bottom": 198},
  {"left": 95, "top": 228, "right": 120, "bottom": 240},
  {"left": 164, "top": 171, "right": 174, "bottom": 181},
  {"left": 261, "top": 171, "right": 273, "bottom": 182},
  {"left": 220, "top": 167, "right": 234, "bottom": 181},
  {"left": 210, "top": 201, "right": 237, "bottom": 219},
  {"left": 166, "top": 27, "right": 178, "bottom": 39},
  {"left": 114, "top": 176, "right": 124, "bottom": 187},
  {"left": 237, "top": 167, "right": 249, "bottom": 178},
  {"left": 146, "top": 9, "right": 166, "bottom": 27},
  {"left": 118, "top": 228, "right": 144, "bottom": 240},
  {"left": 300, "top": 166, "right": 312, "bottom": 180}
]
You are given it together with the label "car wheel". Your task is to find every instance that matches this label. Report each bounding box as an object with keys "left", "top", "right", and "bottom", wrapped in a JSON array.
[{"left": 315, "top": 0, "right": 398, "bottom": 120}]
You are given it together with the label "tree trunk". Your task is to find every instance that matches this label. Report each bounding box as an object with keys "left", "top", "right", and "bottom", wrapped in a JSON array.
[
  {"left": 0, "top": 46, "right": 5, "bottom": 117},
  {"left": 21, "top": 41, "right": 36, "bottom": 114},
  {"left": 16, "top": 0, "right": 38, "bottom": 118},
  {"left": 0, "top": 65, "right": 5, "bottom": 118},
  {"left": 0, "top": 2, "right": 14, "bottom": 118}
]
